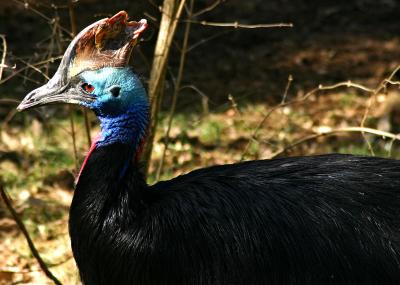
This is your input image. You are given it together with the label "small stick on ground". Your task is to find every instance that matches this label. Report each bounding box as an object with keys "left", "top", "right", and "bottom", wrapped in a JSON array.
[{"left": 0, "top": 180, "right": 63, "bottom": 285}]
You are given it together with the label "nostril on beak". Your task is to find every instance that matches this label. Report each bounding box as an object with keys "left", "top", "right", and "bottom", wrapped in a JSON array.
[
  {"left": 25, "top": 90, "right": 38, "bottom": 102},
  {"left": 109, "top": 86, "right": 121, "bottom": 97}
]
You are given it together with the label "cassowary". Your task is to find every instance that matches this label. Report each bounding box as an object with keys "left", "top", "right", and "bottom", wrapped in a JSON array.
[{"left": 18, "top": 11, "right": 400, "bottom": 285}]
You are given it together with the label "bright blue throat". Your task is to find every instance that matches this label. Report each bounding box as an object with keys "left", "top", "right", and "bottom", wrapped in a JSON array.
[{"left": 96, "top": 105, "right": 149, "bottom": 150}]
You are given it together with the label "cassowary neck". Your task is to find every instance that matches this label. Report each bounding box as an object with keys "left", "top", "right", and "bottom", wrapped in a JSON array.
[
  {"left": 97, "top": 105, "right": 149, "bottom": 153},
  {"left": 70, "top": 106, "right": 150, "bottom": 283},
  {"left": 70, "top": 143, "right": 149, "bottom": 283}
]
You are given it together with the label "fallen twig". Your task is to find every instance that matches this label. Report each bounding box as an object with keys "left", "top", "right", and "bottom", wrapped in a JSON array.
[{"left": 0, "top": 180, "right": 63, "bottom": 285}]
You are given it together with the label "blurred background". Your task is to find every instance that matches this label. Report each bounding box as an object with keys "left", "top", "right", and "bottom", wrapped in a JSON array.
[{"left": 1, "top": 0, "right": 400, "bottom": 283}]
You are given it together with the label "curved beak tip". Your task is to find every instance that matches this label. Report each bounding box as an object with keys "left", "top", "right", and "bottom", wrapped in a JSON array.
[
  {"left": 16, "top": 104, "right": 25, "bottom": 112},
  {"left": 17, "top": 90, "right": 36, "bottom": 111}
]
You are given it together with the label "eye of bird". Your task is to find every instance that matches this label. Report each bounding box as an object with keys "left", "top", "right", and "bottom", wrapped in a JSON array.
[{"left": 81, "top": 83, "right": 95, "bottom": 94}]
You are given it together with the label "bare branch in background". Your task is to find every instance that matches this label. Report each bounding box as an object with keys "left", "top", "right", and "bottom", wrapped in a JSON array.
[
  {"left": 186, "top": 29, "right": 232, "bottom": 52},
  {"left": 360, "top": 65, "right": 400, "bottom": 154},
  {"left": 68, "top": 0, "right": 92, "bottom": 149},
  {"left": 0, "top": 34, "right": 8, "bottom": 81},
  {"left": 269, "top": 127, "right": 400, "bottom": 159},
  {"left": 240, "top": 76, "right": 400, "bottom": 160},
  {"left": 228, "top": 94, "right": 241, "bottom": 115},
  {"left": 241, "top": 67, "right": 400, "bottom": 160},
  {"left": 11, "top": 0, "right": 72, "bottom": 36},
  {"left": 180, "top": 84, "right": 210, "bottom": 116},
  {"left": 15, "top": 56, "right": 50, "bottom": 80},
  {"left": 0, "top": 180, "right": 64, "bottom": 285},
  {"left": 193, "top": 0, "right": 226, "bottom": 17},
  {"left": 143, "top": 0, "right": 295, "bottom": 177},
  {"left": 143, "top": 0, "right": 188, "bottom": 175},
  {"left": 186, "top": 20, "right": 293, "bottom": 29},
  {"left": 156, "top": 0, "right": 194, "bottom": 180},
  {"left": 0, "top": 56, "right": 63, "bottom": 85},
  {"left": 281, "top": 75, "right": 293, "bottom": 104}
]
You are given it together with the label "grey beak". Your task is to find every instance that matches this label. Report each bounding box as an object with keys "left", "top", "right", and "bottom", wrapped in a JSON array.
[
  {"left": 17, "top": 74, "right": 66, "bottom": 111},
  {"left": 16, "top": 68, "right": 95, "bottom": 111},
  {"left": 17, "top": 77, "right": 95, "bottom": 111}
]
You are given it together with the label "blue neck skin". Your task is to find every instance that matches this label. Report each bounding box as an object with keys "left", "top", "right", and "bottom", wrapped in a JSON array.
[
  {"left": 96, "top": 104, "right": 149, "bottom": 150},
  {"left": 95, "top": 105, "right": 148, "bottom": 179}
]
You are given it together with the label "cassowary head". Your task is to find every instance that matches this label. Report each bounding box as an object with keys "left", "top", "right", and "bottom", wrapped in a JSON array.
[{"left": 17, "top": 11, "right": 148, "bottom": 118}]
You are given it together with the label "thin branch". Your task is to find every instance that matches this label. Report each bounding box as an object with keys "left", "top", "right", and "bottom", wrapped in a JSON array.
[
  {"left": 186, "top": 29, "right": 232, "bottom": 52},
  {"left": 180, "top": 84, "right": 209, "bottom": 99},
  {"left": 143, "top": 11, "right": 159, "bottom": 23},
  {"left": 0, "top": 63, "right": 16, "bottom": 69},
  {"left": 0, "top": 181, "right": 63, "bottom": 285},
  {"left": 12, "top": 0, "right": 72, "bottom": 36},
  {"left": 228, "top": 94, "right": 241, "bottom": 115},
  {"left": 68, "top": 0, "right": 92, "bottom": 148},
  {"left": 180, "top": 84, "right": 211, "bottom": 116},
  {"left": 15, "top": 56, "right": 50, "bottom": 80},
  {"left": 0, "top": 98, "right": 20, "bottom": 104},
  {"left": 281, "top": 74, "right": 293, "bottom": 104},
  {"left": 361, "top": 65, "right": 400, "bottom": 127},
  {"left": 15, "top": 72, "right": 42, "bottom": 84},
  {"left": 186, "top": 20, "right": 293, "bottom": 29},
  {"left": 0, "top": 56, "right": 62, "bottom": 85},
  {"left": 156, "top": 0, "right": 194, "bottom": 180},
  {"left": 193, "top": 0, "right": 225, "bottom": 17},
  {"left": 268, "top": 127, "right": 400, "bottom": 159},
  {"left": 0, "top": 35, "right": 7, "bottom": 81},
  {"left": 360, "top": 65, "right": 400, "bottom": 154},
  {"left": 143, "top": 0, "right": 188, "bottom": 175},
  {"left": 240, "top": 80, "right": 380, "bottom": 160}
]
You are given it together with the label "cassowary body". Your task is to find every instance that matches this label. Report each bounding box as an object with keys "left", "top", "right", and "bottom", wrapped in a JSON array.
[
  {"left": 18, "top": 11, "right": 400, "bottom": 285},
  {"left": 72, "top": 142, "right": 400, "bottom": 285}
]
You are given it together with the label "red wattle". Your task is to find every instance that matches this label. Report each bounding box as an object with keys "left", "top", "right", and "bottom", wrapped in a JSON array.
[{"left": 76, "top": 136, "right": 100, "bottom": 184}]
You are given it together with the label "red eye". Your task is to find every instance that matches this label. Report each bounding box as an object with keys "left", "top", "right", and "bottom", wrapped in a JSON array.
[{"left": 81, "top": 83, "right": 95, "bottom": 94}]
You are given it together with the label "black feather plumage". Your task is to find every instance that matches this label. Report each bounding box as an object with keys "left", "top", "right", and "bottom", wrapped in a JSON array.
[{"left": 70, "top": 143, "right": 400, "bottom": 285}]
